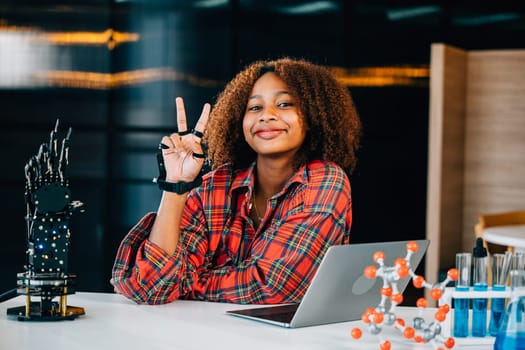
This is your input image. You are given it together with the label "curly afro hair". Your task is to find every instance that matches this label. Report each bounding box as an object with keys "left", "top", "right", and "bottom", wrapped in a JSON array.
[{"left": 204, "top": 57, "right": 361, "bottom": 175}]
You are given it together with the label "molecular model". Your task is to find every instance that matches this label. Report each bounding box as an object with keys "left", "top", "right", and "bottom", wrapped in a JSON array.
[{"left": 350, "top": 241, "right": 458, "bottom": 350}]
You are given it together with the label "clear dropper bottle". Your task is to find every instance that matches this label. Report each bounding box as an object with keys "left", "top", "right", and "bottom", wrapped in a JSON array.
[{"left": 472, "top": 237, "right": 489, "bottom": 337}]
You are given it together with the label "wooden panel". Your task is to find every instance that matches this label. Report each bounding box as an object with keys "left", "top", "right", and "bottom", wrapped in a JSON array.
[
  {"left": 462, "top": 50, "right": 525, "bottom": 249},
  {"left": 426, "top": 43, "right": 468, "bottom": 285}
]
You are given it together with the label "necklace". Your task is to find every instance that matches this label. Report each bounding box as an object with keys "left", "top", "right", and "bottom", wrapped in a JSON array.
[{"left": 251, "top": 190, "right": 264, "bottom": 221}]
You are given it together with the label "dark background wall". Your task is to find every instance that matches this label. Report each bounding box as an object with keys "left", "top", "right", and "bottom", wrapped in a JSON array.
[{"left": 1, "top": 0, "right": 524, "bottom": 295}]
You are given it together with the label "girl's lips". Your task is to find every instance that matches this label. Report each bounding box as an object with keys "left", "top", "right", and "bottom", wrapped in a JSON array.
[{"left": 255, "top": 129, "right": 285, "bottom": 140}]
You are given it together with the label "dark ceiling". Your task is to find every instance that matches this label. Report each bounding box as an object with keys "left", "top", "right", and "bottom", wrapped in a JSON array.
[
  {"left": 3, "top": 1, "right": 525, "bottom": 44},
  {"left": 2, "top": 0, "right": 524, "bottom": 65}
]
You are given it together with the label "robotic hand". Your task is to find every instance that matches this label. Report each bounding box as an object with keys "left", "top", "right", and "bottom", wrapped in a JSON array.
[
  {"left": 7, "top": 119, "right": 85, "bottom": 321},
  {"left": 24, "top": 119, "right": 83, "bottom": 274}
]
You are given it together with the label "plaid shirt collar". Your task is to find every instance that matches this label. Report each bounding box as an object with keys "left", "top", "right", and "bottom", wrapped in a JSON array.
[{"left": 231, "top": 161, "right": 309, "bottom": 197}]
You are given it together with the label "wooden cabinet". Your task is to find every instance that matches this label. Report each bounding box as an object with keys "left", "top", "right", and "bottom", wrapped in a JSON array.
[{"left": 425, "top": 43, "right": 525, "bottom": 285}]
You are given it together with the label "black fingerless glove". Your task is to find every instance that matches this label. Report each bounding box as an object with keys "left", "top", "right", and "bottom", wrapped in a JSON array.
[{"left": 152, "top": 143, "right": 208, "bottom": 194}]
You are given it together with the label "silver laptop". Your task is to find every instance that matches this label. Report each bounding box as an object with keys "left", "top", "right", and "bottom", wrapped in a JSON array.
[{"left": 226, "top": 239, "right": 429, "bottom": 328}]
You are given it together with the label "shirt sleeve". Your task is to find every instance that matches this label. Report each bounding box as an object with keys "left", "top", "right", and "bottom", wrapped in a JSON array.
[{"left": 110, "top": 207, "right": 209, "bottom": 304}]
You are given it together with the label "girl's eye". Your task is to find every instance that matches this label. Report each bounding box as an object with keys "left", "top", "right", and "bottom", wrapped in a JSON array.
[
  {"left": 278, "top": 102, "right": 293, "bottom": 108},
  {"left": 247, "top": 105, "right": 262, "bottom": 111}
]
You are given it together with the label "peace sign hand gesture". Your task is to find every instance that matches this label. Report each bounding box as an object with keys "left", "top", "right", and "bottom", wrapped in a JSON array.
[{"left": 159, "top": 97, "right": 210, "bottom": 184}]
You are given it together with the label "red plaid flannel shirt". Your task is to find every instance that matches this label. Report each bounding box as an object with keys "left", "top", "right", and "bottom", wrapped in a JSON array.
[{"left": 112, "top": 160, "right": 352, "bottom": 304}]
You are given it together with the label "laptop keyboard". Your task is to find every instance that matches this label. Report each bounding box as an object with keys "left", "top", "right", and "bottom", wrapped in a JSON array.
[
  {"left": 245, "top": 304, "right": 299, "bottom": 323},
  {"left": 259, "top": 310, "right": 296, "bottom": 323}
]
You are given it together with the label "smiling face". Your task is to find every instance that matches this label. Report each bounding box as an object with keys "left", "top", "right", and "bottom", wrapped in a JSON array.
[{"left": 242, "top": 72, "right": 307, "bottom": 161}]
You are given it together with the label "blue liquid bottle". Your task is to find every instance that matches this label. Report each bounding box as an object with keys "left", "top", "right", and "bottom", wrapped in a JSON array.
[
  {"left": 472, "top": 238, "right": 488, "bottom": 337},
  {"left": 494, "top": 270, "right": 525, "bottom": 350},
  {"left": 489, "top": 252, "right": 512, "bottom": 336},
  {"left": 454, "top": 252, "right": 471, "bottom": 337}
]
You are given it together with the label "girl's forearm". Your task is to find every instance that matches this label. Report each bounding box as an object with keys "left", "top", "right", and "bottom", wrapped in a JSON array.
[{"left": 148, "top": 191, "right": 188, "bottom": 255}]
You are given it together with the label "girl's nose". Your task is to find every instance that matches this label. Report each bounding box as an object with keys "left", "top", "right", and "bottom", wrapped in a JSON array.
[{"left": 259, "top": 105, "right": 278, "bottom": 122}]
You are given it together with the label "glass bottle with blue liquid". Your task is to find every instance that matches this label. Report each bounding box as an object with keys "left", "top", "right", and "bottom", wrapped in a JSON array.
[
  {"left": 494, "top": 269, "right": 525, "bottom": 350},
  {"left": 454, "top": 252, "right": 471, "bottom": 337},
  {"left": 472, "top": 238, "right": 488, "bottom": 337},
  {"left": 489, "top": 252, "right": 512, "bottom": 336}
]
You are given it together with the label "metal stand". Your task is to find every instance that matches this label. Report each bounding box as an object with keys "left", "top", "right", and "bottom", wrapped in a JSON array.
[{"left": 7, "top": 272, "right": 85, "bottom": 321}]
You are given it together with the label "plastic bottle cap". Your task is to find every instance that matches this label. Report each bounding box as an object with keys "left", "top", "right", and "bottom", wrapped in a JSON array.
[{"left": 473, "top": 237, "right": 487, "bottom": 258}]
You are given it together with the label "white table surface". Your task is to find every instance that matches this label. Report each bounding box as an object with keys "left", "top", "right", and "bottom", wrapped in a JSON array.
[
  {"left": 0, "top": 292, "right": 493, "bottom": 350},
  {"left": 483, "top": 224, "right": 525, "bottom": 252}
]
